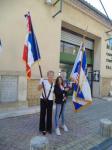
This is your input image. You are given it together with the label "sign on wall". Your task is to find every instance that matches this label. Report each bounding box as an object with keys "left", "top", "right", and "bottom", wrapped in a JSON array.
[
  {"left": 93, "top": 70, "right": 100, "bottom": 82},
  {"left": 106, "top": 40, "right": 112, "bottom": 70}
]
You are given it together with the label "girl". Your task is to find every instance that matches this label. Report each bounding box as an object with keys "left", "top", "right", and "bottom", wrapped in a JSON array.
[{"left": 54, "top": 76, "right": 69, "bottom": 136}]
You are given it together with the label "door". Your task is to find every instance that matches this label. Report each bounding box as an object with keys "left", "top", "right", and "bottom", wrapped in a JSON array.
[{"left": 87, "top": 65, "right": 93, "bottom": 94}]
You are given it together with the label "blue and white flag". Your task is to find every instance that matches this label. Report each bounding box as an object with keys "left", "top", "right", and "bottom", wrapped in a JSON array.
[{"left": 70, "top": 43, "right": 92, "bottom": 112}]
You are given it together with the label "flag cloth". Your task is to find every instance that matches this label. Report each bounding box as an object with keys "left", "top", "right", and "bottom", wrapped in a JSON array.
[
  {"left": 70, "top": 43, "right": 92, "bottom": 112},
  {"left": 0, "top": 39, "right": 2, "bottom": 53},
  {"left": 22, "top": 13, "right": 41, "bottom": 79}
]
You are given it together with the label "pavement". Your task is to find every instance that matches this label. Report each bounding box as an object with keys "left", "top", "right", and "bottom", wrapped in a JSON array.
[
  {"left": 102, "top": 97, "right": 112, "bottom": 101},
  {"left": 0, "top": 98, "right": 112, "bottom": 150},
  {"left": 0, "top": 106, "right": 39, "bottom": 119}
]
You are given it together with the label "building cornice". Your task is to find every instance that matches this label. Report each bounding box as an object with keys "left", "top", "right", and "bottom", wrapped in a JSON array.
[{"left": 64, "top": 0, "right": 111, "bottom": 30}]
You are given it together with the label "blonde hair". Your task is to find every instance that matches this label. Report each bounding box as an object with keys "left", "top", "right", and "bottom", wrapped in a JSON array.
[{"left": 47, "top": 70, "right": 54, "bottom": 76}]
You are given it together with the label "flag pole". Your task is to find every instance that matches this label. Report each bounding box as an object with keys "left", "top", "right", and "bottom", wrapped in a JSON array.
[
  {"left": 75, "top": 27, "right": 88, "bottom": 137},
  {"left": 82, "top": 26, "right": 88, "bottom": 44},
  {"left": 38, "top": 61, "right": 47, "bottom": 98}
]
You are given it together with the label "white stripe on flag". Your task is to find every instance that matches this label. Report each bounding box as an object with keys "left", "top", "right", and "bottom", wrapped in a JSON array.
[
  {"left": 24, "top": 34, "right": 35, "bottom": 67},
  {"left": 79, "top": 68, "right": 92, "bottom": 101},
  {"left": 70, "top": 48, "right": 82, "bottom": 79},
  {"left": 28, "top": 42, "right": 35, "bottom": 67}
]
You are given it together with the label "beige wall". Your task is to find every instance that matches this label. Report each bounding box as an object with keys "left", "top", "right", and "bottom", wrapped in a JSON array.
[
  {"left": 62, "top": 1, "right": 107, "bottom": 37},
  {"left": 0, "top": 0, "right": 61, "bottom": 78},
  {"left": 100, "top": 77, "right": 112, "bottom": 96},
  {"left": 27, "top": 79, "right": 41, "bottom": 106},
  {"left": 93, "top": 38, "right": 101, "bottom": 97}
]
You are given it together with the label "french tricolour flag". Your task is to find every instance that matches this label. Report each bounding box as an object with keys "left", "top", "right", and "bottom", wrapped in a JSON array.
[
  {"left": 70, "top": 43, "right": 92, "bottom": 112},
  {"left": 23, "top": 13, "right": 41, "bottom": 79}
]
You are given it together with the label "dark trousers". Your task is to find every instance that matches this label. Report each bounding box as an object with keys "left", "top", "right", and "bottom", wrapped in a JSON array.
[{"left": 39, "top": 99, "right": 53, "bottom": 132}]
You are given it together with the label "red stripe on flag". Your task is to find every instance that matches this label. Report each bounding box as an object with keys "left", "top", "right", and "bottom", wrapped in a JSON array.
[
  {"left": 23, "top": 45, "right": 28, "bottom": 62},
  {"left": 23, "top": 45, "right": 31, "bottom": 79},
  {"left": 26, "top": 64, "right": 31, "bottom": 79}
]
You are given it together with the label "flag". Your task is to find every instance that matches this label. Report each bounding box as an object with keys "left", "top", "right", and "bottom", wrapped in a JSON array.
[
  {"left": 70, "top": 42, "right": 92, "bottom": 112},
  {"left": 22, "top": 13, "right": 41, "bottom": 79},
  {"left": 0, "top": 39, "right": 2, "bottom": 53}
]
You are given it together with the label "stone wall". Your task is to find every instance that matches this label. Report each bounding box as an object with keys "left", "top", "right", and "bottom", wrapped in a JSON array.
[
  {"left": 101, "top": 78, "right": 112, "bottom": 97},
  {"left": 27, "top": 79, "right": 41, "bottom": 106}
]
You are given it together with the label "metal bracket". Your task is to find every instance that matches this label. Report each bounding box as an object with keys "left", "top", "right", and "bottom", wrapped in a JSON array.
[{"left": 52, "top": 0, "right": 62, "bottom": 18}]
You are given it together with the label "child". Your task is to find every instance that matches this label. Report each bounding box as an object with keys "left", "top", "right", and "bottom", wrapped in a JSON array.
[{"left": 54, "top": 76, "right": 69, "bottom": 136}]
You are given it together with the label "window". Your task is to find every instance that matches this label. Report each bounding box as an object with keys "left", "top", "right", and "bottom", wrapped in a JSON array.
[
  {"left": 107, "top": 39, "right": 112, "bottom": 50},
  {"left": 64, "top": 43, "right": 75, "bottom": 54},
  {"left": 60, "top": 41, "right": 79, "bottom": 55},
  {"left": 60, "top": 42, "right": 64, "bottom": 52},
  {"left": 86, "top": 49, "right": 91, "bottom": 58}
]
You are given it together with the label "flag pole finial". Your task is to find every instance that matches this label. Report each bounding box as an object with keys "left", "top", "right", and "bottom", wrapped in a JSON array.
[
  {"left": 24, "top": 11, "right": 30, "bottom": 18},
  {"left": 82, "top": 26, "right": 88, "bottom": 43}
]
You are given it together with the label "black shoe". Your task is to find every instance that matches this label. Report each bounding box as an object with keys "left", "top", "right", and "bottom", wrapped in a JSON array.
[{"left": 42, "top": 131, "right": 46, "bottom": 135}]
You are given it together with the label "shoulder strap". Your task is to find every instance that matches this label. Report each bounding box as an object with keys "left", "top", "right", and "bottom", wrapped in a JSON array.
[
  {"left": 42, "top": 80, "right": 46, "bottom": 99},
  {"left": 42, "top": 92, "right": 45, "bottom": 99},
  {"left": 47, "top": 83, "right": 53, "bottom": 100}
]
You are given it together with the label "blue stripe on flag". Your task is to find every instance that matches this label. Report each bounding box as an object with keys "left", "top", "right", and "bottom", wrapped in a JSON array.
[
  {"left": 77, "top": 88, "right": 85, "bottom": 99},
  {"left": 28, "top": 32, "right": 40, "bottom": 61},
  {"left": 82, "top": 51, "right": 86, "bottom": 71},
  {"left": 73, "top": 101, "right": 83, "bottom": 110},
  {"left": 74, "top": 61, "right": 81, "bottom": 74},
  {"left": 73, "top": 83, "right": 78, "bottom": 92},
  {"left": 35, "top": 36, "right": 41, "bottom": 60}
]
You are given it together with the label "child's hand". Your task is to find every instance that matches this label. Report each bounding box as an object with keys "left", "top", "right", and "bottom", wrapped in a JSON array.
[
  {"left": 63, "top": 96, "right": 67, "bottom": 101},
  {"left": 64, "top": 87, "right": 69, "bottom": 91}
]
